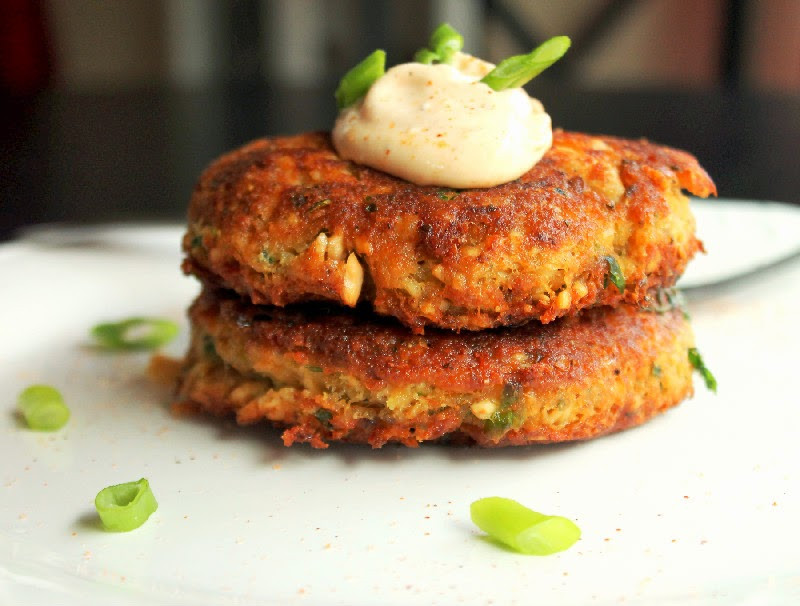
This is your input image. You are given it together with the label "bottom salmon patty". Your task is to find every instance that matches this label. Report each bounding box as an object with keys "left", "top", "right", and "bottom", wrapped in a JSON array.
[{"left": 175, "top": 288, "right": 696, "bottom": 448}]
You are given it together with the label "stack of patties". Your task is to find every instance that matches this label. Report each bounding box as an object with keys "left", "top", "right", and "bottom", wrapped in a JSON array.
[{"left": 176, "top": 129, "right": 715, "bottom": 448}]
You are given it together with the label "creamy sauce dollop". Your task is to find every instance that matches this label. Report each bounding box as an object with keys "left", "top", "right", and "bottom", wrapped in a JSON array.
[{"left": 332, "top": 52, "right": 552, "bottom": 188}]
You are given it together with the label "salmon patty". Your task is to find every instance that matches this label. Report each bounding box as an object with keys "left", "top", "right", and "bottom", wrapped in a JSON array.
[
  {"left": 175, "top": 288, "right": 696, "bottom": 448},
  {"left": 183, "top": 130, "right": 715, "bottom": 333}
]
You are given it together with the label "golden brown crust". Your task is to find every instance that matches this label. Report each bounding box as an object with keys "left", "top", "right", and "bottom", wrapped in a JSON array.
[
  {"left": 183, "top": 130, "right": 715, "bottom": 332},
  {"left": 175, "top": 288, "right": 696, "bottom": 448}
]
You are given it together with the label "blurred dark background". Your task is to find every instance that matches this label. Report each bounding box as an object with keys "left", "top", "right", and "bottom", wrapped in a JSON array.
[{"left": 2, "top": 0, "right": 799, "bottom": 241}]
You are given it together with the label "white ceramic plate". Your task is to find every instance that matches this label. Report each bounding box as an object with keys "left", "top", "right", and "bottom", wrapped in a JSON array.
[
  {"left": 2, "top": 203, "right": 800, "bottom": 605},
  {"left": 679, "top": 198, "right": 800, "bottom": 288}
]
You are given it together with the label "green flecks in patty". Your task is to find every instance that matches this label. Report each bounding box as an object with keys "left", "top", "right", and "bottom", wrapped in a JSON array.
[
  {"left": 435, "top": 189, "right": 459, "bottom": 201},
  {"left": 314, "top": 408, "right": 333, "bottom": 429},
  {"left": 202, "top": 335, "right": 218, "bottom": 359},
  {"left": 306, "top": 365, "right": 323, "bottom": 373},
  {"left": 652, "top": 364, "right": 662, "bottom": 377},
  {"left": 260, "top": 248, "right": 278, "bottom": 265},
  {"left": 485, "top": 381, "right": 523, "bottom": 432},
  {"left": 308, "top": 198, "right": 331, "bottom": 212},
  {"left": 290, "top": 192, "right": 307, "bottom": 207},
  {"left": 485, "top": 409, "right": 515, "bottom": 432},
  {"left": 602, "top": 255, "right": 625, "bottom": 293}
]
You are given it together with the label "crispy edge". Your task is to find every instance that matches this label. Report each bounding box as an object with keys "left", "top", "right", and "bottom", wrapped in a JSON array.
[
  {"left": 174, "top": 290, "right": 696, "bottom": 447},
  {"left": 183, "top": 131, "right": 715, "bottom": 332}
]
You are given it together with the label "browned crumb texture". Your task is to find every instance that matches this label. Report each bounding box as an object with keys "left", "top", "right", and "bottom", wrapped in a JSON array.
[
  {"left": 174, "top": 289, "right": 696, "bottom": 448},
  {"left": 183, "top": 130, "right": 715, "bottom": 333}
]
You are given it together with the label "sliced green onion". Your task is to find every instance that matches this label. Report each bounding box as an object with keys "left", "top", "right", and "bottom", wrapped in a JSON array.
[
  {"left": 429, "top": 22, "right": 463, "bottom": 63},
  {"left": 602, "top": 255, "right": 626, "bottom": 293},
  {"left": 17, "top": 385, "right": 70, "bottom": 431},
  {"left": 335, "top": 49, "right": 386, "bottom": 109},
  {"left": 471, "top": 497, "right": 581, "bottom": 555},
  {"left": 414, "top": 48, "right": 438, "bottom": 64},
  {"left": 413, "top": 23, "right": 464, "bottom": 65},
  {"left": 91, "top": 317, "right": 179, "bottom": 351},
  {"left": 95, "top": 478, "right": 158, "bottom": 532},
  {"left": 688, "top": 347, "right": 717, "bottom": 393},
  {"left": 481, "top": 36, "right": 571, "bottom": 91}
]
